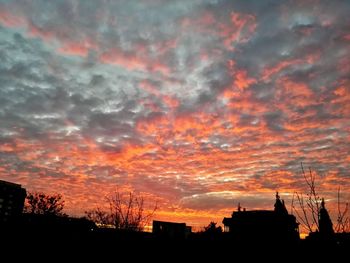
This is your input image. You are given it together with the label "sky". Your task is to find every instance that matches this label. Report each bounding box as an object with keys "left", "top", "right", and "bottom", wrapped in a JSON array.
[{"left": 0, "top": 0, "right": 349, "bottom": 230}]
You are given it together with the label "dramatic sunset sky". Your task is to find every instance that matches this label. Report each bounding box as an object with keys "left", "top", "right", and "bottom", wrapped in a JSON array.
[{"left": 0, "top": 0, "right": 349, "bottom": 230}]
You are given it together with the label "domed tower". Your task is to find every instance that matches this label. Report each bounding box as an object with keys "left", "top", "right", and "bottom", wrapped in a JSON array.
[
  {"left": 274, "top": 191, "right": 288, "bottom": 216},
  {"left": 319, "top": 198, "right": 334, "bottom": 236}
]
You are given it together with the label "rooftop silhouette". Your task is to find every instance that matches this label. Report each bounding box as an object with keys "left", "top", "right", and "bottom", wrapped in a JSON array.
[{"left": 223, "top": 192, "right": 299, "bottom": 243}]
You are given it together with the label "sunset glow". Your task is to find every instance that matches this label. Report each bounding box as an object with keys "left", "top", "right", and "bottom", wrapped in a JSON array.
[{"left": 0, "top": 0, "right": 349, "bottom": 230}]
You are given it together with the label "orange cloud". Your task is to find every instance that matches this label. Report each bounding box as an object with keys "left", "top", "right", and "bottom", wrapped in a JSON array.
[
  {"left": 227, "top": 60, "right": 257, "bottom": 90},
  {"left": 331, "top": 81, "right": 350, "bottom": 115},
  {"left": 261, "top": 59, "right": 303, "bottom": 82},
  {"left": 334, "top": 85, "right": 349, "bottom": 98},
  {"left": 221, "top": 12, "right": 256, "bottom": 50},
  {"left": 162, "top": 95, "right": 180, "bottom": 109},
  {"left": 180, "top": 10, "right": 256, "bottom": 51},
  {"left": 0, "top": 144, "right": 14, "bottom": 153},
  {"left": 139, "top": 80, "right": 179, "bottom": 109},
  {"left": 261, "top": 50, "right": 321, "bottom": 83},
  {"left": 234, "top": 69, "right": 257, "bottom": 90}
]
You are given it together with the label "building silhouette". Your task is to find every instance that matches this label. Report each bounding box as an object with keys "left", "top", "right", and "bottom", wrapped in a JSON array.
[
  {"left": 223, "top": 192, "right": 299, "bottom": 242},
  {"left": 0, "top": 180, "right": 26, "bottom": 225},
  {"left": 20, "top": 213, "right": 96, "bottom": 234},
  {"left": 153, "top": 220, "right": 192, "bottom": 239}
]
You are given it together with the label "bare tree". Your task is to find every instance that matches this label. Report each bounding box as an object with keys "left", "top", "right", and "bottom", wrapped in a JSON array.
[
  {"left": 85, "top": 208, "right": 113, "bottom": 227},
  {"left": 203, "top": 221, "right": 222, "bottom": 234},
  {"left": 335, "top": 187, "right": 350, "bottom": 233},
  {"left": 291, "top": 163, "right": 350, "bottom": 234},
  {"left": 24, "top": 191, "right": 65, "bottom": 216},
  {"left": 86, "top": 189, "right": 157, "bottom": 232},
  {"left": 291, "top": 163, "right": 321, "bottom": 233}
]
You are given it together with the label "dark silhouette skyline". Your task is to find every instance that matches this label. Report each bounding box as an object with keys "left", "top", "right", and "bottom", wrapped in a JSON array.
[
  {"left": 1, "top": 179, "right": 348, "bottom": 242},
  {"left": 0, "top": 0, "right": 349, "bottom": 230},
  {"left": 1, "top": 178, "right": 349, "bottom": 261}
]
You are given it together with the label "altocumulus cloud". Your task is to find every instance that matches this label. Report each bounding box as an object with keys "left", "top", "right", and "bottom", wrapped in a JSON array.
[{"left": 0, "top": 0, "right": 349, "bottom": 227}]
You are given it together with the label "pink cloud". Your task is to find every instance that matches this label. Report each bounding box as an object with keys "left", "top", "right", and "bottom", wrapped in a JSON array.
[
  {"left": 0, "top": 9, "right": 26, "bottom": 28},
  {"left": 100, "top": 48, "right": 171, "bottom": 75},
  {"left": 57, "top": 39, "right": 97, "bottom": 57}
]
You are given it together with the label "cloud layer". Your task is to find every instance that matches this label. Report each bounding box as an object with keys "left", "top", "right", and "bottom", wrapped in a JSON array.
[{"left": 0, "top": 0, "right": 349, "bottom": 228}]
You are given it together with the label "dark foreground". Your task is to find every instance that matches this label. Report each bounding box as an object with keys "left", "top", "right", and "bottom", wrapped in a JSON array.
[{"left": 1, "top": 225, "right": 349, "bottom": 261}]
